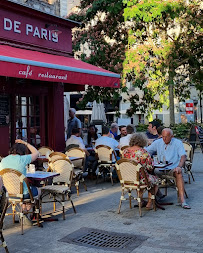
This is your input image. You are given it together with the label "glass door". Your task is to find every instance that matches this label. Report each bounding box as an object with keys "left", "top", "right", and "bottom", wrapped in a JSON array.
[{"left": 15, "top": 95, "right": 42, "bottom": 148}]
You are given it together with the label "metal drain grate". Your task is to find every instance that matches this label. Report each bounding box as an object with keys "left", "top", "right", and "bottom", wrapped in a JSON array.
[{"left": 59, "top": 227, "right": 148, "bottom": 252}]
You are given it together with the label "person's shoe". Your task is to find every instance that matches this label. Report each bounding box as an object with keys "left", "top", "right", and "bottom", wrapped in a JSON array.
[
  {"left": 181, "top": 202, "right": 191, "bottom": 209},
  {"left": 23, "top": 214, "right": 33, "bottom": 226}
]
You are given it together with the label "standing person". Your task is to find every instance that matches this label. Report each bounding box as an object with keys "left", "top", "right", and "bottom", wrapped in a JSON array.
[
  {"left": 67, "top": 108, "right": 82, "bottom": 139},
  {"left": 119, "top": 124, "right": 135, "bottom": 148},
  {"left": 110, "top": 123, "right": 118, "bottom": 139},
  {"left": 115, "top": 125, "right": 127, "bottom": 141},
  {"left": 146, "top": 128, "right": 191, "bottom": 209}
]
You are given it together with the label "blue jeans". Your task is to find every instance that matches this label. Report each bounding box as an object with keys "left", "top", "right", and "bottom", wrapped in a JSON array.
[{"left": 23, "top": 186, "right": 38, "bottom": 199}]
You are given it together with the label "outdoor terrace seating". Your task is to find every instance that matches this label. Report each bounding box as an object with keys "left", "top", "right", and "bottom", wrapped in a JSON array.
[
  {"left": 115, "top": 159, "right": 156, "bottom": 217},
  {"left": 0, "top": 169, "right": 40, "bottom": 235}
]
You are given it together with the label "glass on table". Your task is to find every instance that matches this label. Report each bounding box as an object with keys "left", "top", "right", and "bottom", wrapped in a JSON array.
[{"left": 153, "top": 155, "right": 159, "bottom": 164}]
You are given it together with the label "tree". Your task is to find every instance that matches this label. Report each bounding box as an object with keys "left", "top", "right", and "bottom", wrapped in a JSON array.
[
  {"left": 123, "top": 0, "right": 202, "bottom": 124},
  {"left": 68, "top": 0, "right": 128, "bottom": 112}
]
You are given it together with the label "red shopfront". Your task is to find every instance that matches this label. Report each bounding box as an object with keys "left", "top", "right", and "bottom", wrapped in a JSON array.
[{"left": 0, "top": 0, "right": 120, "bottom": 156}]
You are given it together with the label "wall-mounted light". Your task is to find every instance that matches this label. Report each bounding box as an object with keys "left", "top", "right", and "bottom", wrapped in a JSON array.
[{"left": 51, "top": 29, "right": 62, "bottom": 36}]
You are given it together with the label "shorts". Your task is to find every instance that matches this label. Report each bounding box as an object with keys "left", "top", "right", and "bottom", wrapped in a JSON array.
[
  {"left": 154, "top": 168, "right": 175, "bottom": 177},
  {"left": 23, "top": 186, "right": 38, "bottom": 199}
]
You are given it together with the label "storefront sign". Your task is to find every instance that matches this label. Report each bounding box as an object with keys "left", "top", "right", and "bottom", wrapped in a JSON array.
[{"left": 0, "top": 6, "right": 73, "bottom": 54}]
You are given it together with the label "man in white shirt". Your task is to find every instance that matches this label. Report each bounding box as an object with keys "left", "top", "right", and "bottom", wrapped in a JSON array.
[
  {"left": 95, "top": 126, "right": 119, "bottom": 162},
  {"left": 146, "top": 128, "right": 190, "bottom": 209},
  {"left": 66, "top": 128, "right": 89, "bottom": 156},
  {"left": 119, "top": 124, "right": 135, "bottom": 148}
]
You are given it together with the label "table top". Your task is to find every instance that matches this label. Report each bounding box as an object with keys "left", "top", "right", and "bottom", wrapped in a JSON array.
[
  {"left": 69, "top": 156, "right": 83, "bottom": 161},
  {"left": 26, "top": 171, "right": 60, "bottom": 180},
  {"left": 37, "top": 155, "right": 49, "bottom": 161},
  {"left": 154, "top": 162, "right": 173, "bottom": 170}
]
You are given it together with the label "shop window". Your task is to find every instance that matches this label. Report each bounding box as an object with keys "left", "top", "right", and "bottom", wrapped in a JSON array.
[{"left": 15, "top": 95, "right": 41, "bottom": 148}]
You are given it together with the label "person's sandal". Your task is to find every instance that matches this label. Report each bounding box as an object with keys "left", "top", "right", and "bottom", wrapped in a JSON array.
[{"left": 181, "top": 202, "right": 191, "bottom": 209}]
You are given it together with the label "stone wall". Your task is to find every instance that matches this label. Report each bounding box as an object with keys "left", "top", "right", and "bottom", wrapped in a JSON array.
[{"left": 9, "top": 0, "right": 61, "bottom": 16}]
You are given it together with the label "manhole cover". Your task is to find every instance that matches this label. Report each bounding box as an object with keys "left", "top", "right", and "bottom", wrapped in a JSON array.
[{"left": 59, "top": 227, "right": 148, "bottom": 252}]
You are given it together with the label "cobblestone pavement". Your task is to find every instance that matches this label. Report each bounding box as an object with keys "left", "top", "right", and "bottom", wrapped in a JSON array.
[{"left": 2, "top": 149, "right": 203, "bottom": 253}]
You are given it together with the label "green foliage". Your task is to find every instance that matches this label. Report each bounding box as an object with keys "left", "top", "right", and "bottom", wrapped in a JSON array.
[
  {"left": 123, "top": 0, "right": 202, "bottom": 118},
  {"left": 68, "top": 0, "right": 128, "bottom": 110},
  {"left": 136, "top": 123, "right": 148, "bottom": 132},
  {"left": 170, "top": 123, "right": 192, "bottom": 139}
]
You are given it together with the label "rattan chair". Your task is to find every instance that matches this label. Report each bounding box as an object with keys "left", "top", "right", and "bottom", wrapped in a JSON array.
[
  {"left": 0, "top": 169, "right": 40, "bottom": 235},
  {"left": 183, "top": 141, "right": 195, "bottom": 184},
  {"left": 115, "top": 159, "right": 156, "bottom": 217},
  {"left": 41, "top": 158, "right": 76, "bottom": 219},
  {"left": 38, "top": 146, "right": 54, "bottom": 156},
  {"left": 65, "top": 148, "right": 87, "bottom": 196},
  {"left": 0, "top": 185, "right": 9, "bottom": 253},
  {"left": 95, "top": 145, "right": 118, "bottom": 185},
  {"left": 49, "top": 152, "right": 67, "bottom": 163},
  {"left": 119, "top": 145, "right": 130, "bottom": 157}
]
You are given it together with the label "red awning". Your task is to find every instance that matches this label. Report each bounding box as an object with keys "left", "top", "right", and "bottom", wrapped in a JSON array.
[{"left": 0, "top": 45, "right": 120, "bottom": 88}]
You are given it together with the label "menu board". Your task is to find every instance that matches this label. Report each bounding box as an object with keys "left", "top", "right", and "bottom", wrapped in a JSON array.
[
  {"left": 0, "top": 95, "right": 9, "bottom": 125},
  {"left": 195, "top": 126, "right": 203, "bottom": 153}
]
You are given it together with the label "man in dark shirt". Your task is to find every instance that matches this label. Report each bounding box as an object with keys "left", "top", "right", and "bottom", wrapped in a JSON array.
[
  {"left": 115, "top": 125, "right": 127, "bottom": 141},
  {"left": 146, "top": 120, "right": 161, "bottom": 141}
]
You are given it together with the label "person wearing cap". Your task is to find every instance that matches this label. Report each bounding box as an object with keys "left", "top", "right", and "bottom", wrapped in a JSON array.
[{"left": 67, "top": 108, "right": 82, "bottom": 139}]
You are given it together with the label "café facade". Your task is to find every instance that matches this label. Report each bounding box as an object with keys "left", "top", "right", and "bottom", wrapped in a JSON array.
[{"left": 0, "top": 0, "right": 120, "bottom": 156}]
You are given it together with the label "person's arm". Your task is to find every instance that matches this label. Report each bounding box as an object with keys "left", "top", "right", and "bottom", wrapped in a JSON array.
[
  {"left": 145, "top": 140, "right": 157, "bottom": 155},
  {"left": 15, "top": 139, "right": 39, "bottom": 162},
  {"left": 175, "top": 155, "right": 186, "bottom": 174}
]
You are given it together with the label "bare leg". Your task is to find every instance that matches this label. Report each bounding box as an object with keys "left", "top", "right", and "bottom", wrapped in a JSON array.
[
  {"left": 146, "top": 185, "right": 158, "bottom": 208},
  {"left": 174, "top": 171, "right": 185, "bottom": 203}
]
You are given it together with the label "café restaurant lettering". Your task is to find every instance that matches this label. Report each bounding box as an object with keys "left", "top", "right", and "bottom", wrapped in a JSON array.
[{"left": 2, "top": 17, "right": 58, "bottom": 43}]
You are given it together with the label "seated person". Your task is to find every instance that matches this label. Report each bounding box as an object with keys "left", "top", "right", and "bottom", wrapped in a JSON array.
[
  {"left": 83, "top": 125, "right": 101, "bottom": 148},
  {"left": 122, "top": 133, "right": 159, "bottom": 209},
  {"left": 66, "top": 128, "right": 89, "bottom": 156},
  {"left": 110, "top": 123, "right": 119, "bottom": 139},
  {"left": 146, "top": 120, "right": 161, "bottom": 144},
  {"left": 95, "top": 126, "right": 119, "bottom": 162},
  {"left": 119, "top": 124, "right": 135, "bottom": 148},
  {"left": 0, "top": 139, "right": 40, "bottom": 224},
  {"left": 115, "top": 125, "right": 127, "bottom": 141},
  {"left": 146, "top": 128, "right": 191, "bottom": 209}
]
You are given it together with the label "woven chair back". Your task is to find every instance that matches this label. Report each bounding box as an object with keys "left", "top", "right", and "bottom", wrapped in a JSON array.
[
  {"left": 0, "top": 169, "right": 26, "bottom": 198},
  {"left": 49, "top": 152, "right": 67, "bottom": 163},
  {"left": 183, "top": 141, "right": 193, "bottom": 162},
  {"left": 119, "top": 146, "right": 130, "bottom": 157},
  {"left": 115, "top": 159, "right": 141, "bottom": 185},
  {"left": 38, "top": 146, "right": 54, "bottom": 156},
  {"left": 95, "top": 145, "right": 113, "bottom": 163},
  {"left": 65, "top": 148, "right": 85, "bottom": 168},
  {"left": 49, "top": 158, "right": 73, "bottom": 185}
]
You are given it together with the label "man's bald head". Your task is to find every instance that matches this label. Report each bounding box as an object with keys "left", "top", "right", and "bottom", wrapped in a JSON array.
[{"left": 162, "top": 128, "right": 173, "bottom": 144}]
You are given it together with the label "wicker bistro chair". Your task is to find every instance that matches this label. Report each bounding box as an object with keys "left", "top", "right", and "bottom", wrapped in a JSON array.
[
  {"left": 65, "top": 148, "right": 87, "bottom": 196},
  {"left": 49, "top": 152, "right": 67, "bottom": 164},
  {"left": 183, "top": 141, "right": 195, "bottom": 184},
  {"left": 119, "top": 146, "right": 130, "bottom": 158},
  {"left": 0, "top": 185, "right": 9, "bottom": 253},
  {"left": 95, "top": 145, "right": 118, "bottom": 186},
  {"left": 115, "top": 159, "right": 156, "bottom": 217},
  {"left": 38, "top": 146, "right": 54, "bottom": 156},
  {"left": 0, "top": 169, "right": 40, "bottom": 235},
  {"left": 41, "top": 158, "right": 76, "bottom": 220}
]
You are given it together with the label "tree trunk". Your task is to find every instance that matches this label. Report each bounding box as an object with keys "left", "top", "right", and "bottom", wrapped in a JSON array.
[{"left": 169, "top": 71, "right": 175, "bottom": 125}]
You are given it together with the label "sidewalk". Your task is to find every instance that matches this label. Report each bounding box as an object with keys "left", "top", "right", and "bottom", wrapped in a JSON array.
[{"left": 2, "top": 149, "right": 203, "bottom": 253}]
